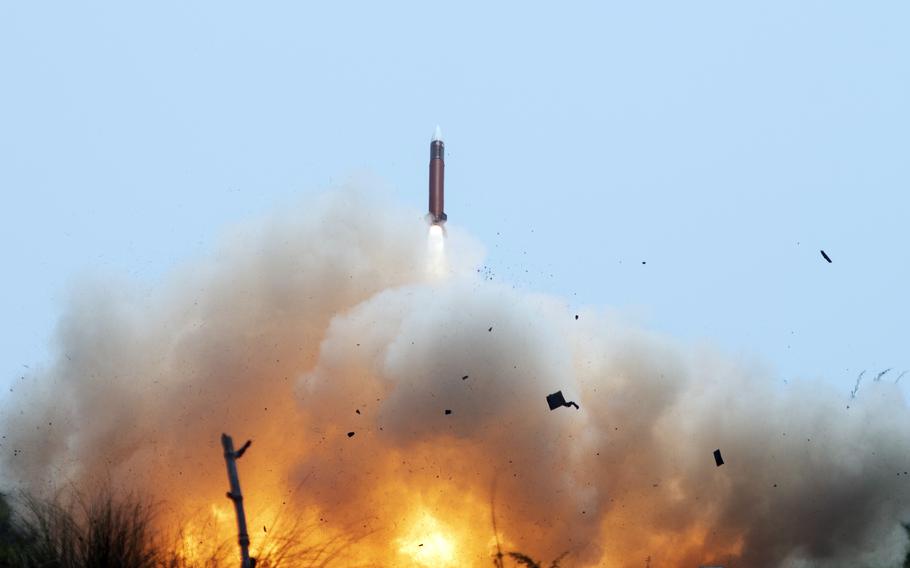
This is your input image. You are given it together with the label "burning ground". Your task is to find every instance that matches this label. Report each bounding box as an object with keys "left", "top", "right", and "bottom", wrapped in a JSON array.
[{"left": 2, "top": 187, "right": 910, "bottom": 567}]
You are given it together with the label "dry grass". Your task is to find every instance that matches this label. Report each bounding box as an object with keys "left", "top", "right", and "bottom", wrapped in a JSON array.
[
  {"left": 9, "top": 490, "right": 159, "bottom": 568},
  {"left": 504, "top": 550, "right": 569, "bottom": 568},
  {"left": 3, "top": 491, "right": 909, "bottom": 567},
  {"left": 0, "top": 490, "right": 360, "bottom": 568}
]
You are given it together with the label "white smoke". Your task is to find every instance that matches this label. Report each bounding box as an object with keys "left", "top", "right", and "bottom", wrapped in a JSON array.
[{"left": 2, "top": 185, "right": 910, "bottom": 567}]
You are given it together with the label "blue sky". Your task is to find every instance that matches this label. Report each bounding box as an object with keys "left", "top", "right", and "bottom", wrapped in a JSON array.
[{"left": 1, "top": 2, "right": 907, "bottom": 393}]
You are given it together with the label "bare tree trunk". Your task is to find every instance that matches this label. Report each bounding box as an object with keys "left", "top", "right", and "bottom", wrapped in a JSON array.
[{"left": 222, "top": 433, "right": 253, "bottom": 568}]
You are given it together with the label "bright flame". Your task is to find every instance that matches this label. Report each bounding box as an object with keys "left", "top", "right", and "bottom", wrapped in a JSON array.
[
  {"left": 426, "top": 224, "right": 448, "bottom": 278},
  {"left": 174, "top": 505, "right": 234, "bottom": 566},
  {"left": 179, "top": 526, "right": 204, "bottom": 564},
  {"left": 211, "top": 502, "right": 233, "bottom": 523},
  {"left": 396, "top": 510, "right": 459, "bottom": 567}
]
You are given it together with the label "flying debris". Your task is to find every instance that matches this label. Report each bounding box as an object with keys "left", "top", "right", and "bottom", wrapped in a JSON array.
[
  {"left": 714, "top": 449, "right": 724, "bottom": 467},
  {"left": 820, "top": 250, "right": 832, "bottom": 263},
  {"left": 427, "top": 125, "right": 447, "bottom": 225},
  {"left": 546, "top": 391, "right": 580, "bottom": 411}
]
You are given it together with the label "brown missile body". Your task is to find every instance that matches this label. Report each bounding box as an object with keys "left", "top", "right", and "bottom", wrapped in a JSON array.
[{"left": 428, "top": 126, "right": 447, "bottom": 225}]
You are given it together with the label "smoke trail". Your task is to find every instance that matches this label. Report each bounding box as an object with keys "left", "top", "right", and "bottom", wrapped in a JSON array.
[{"left": 2, "top": 185, "right": 910, "bottom": 567}]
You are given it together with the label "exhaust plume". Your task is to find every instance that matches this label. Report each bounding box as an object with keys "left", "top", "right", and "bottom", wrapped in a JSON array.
[{"left": 3, "top": 185, "right": 910, "bottom": 567}]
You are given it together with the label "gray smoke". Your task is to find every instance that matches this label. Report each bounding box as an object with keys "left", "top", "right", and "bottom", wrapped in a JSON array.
[{"left": 3, "top": 185, "right": 909, "bottom": 567}]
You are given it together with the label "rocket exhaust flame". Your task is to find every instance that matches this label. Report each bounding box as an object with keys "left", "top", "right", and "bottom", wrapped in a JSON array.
[
  {"left": 426, "top": 224, "right": 448, "bottom": 279},
  {"left": 2, "top": 186, "right": 910, "bottom": 567}
]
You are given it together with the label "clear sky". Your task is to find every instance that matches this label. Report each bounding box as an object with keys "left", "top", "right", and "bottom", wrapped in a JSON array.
[{"left": 1, "top": 2, "right": 907, "bottom": 394}]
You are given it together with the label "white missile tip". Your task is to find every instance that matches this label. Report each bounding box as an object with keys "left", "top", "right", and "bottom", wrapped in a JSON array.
[{"left": 433, "top": 125, "right": 443, "bottom": 142}]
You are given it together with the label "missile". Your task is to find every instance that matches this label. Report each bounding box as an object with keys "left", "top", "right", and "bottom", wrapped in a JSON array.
[{"left": 428, "top": 125, "right": 447, "bottom": 225}]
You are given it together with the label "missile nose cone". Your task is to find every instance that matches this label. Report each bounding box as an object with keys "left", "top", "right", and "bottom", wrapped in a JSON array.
[{"left": 432, "top": 125, "right": 443, "bottom": 142}]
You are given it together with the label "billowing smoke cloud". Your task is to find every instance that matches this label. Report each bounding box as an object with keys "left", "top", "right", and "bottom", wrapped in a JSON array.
[{"left": 3, "top": 186, "right": 910, "bottom": 567}]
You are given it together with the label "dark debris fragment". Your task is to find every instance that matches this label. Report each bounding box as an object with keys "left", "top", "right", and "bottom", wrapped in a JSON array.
[
  {"left": 347, "top": 432, "right": 355, "bottom": 438},
  {"left": 546, "top": 391, "right": 580, "bottom": 411},
  {"left": 713, "top": 449, "right": 724, "bottom": 467},
  {"left": 820, "top": 250, "right": 832, "bottom": 263}
]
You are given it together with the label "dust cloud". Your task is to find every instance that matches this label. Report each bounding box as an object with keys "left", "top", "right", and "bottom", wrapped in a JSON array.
[{"left": 3, "top": 185, "right": 909, "bottom": 567}]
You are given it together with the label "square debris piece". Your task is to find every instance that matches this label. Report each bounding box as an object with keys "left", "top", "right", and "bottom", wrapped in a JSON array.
[{"left": 547, "top": 391, "right": 580, "bottom": 411}]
